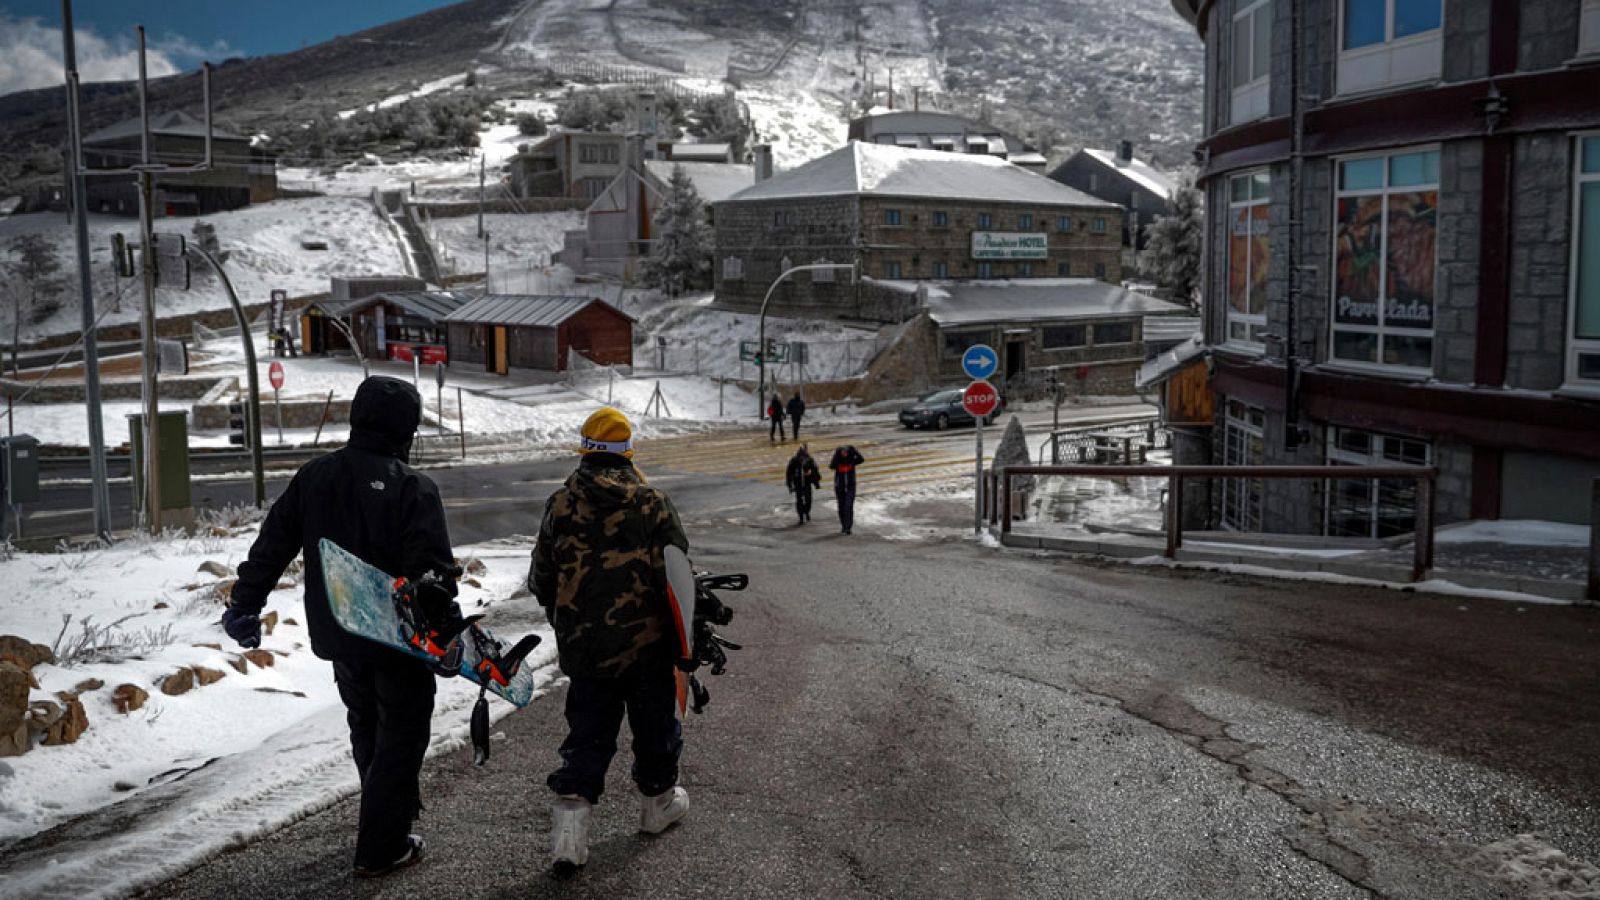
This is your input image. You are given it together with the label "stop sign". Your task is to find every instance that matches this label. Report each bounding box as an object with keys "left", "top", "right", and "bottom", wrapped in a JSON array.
[
  {"left": 962, "top": 380, "right": 999, "bottom": 419},
  {"left": 268, "top": 361, "right": 285, "bottom": 391}
]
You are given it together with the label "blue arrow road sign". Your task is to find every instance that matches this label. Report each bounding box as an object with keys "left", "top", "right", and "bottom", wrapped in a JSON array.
[{"left": 962, "top": 344, "right": 998, "bottom": 380}]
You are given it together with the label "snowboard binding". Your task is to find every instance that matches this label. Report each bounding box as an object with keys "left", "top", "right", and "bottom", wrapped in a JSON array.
[
  {"left": 390, "top": 566, "right": 480, "bottom": 677},
  {"left": 467, "top": 626, "right": 542, "bottom": 766},
  {"left": 683, "top": 571, "right": 747, "bottom": 714}
]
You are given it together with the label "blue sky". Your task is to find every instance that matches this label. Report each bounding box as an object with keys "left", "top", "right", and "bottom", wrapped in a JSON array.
[{"left": 0, "top": 1, "right": 456, "bottom": 95}]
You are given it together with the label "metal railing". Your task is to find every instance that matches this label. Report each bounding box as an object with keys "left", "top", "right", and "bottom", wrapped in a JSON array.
[
  {"left": 1043, "top": 420, "right": 1166, "bottom": 465},
  {"left": 986, "top": 464, "right": 1439, "bottom": 582}
]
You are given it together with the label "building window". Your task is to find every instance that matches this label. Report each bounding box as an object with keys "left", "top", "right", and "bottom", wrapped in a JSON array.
[
  {"left": 944, "top": 330, "right": 988, "bottom": 358},
  {"left": 1094, "top": 321, "right": 1134, "bottom": 345},
  {"left": 931, "top": 260, "right": 949, "bottom": 278},
  {"left": 1057, "top": 262, "right": 1072, "bottom": 276},
  {"left": 1332, "top": 148, "right": 1438, "bottom": 372},
  {"left": 1338, "top": 0, "right": 1442, "bottom": 95},
  {"left": 884, "top": 208, "right": 903, "bottom": 226},
  {"left": 581, "top": 178, "right": 609, "bottom": 200},
  {"left": 1042, "top": 324, "right": 1087, "bottom": 349},
  {"left": 1231, "top": 0, "right": 1272, "bottom": 125},
  {"left": 1093, "top": 262, "right": 1107, "bottom": 279},
  {"left": 1570, "top": 134, "right": 1600, "bottom": 388},
  {"left": 1325, "top": 426, "right": 1431, "bottom": 538},
  {"left": 1582, "top": 1, "right": 1600, "bottom": 56},
  {"left": 1221, "top": 399, "right": 1264, "bottom": 531},
  {"left": 1056, "top": 216, "right": 1071, "bottom": 233},
  {"left": 883, "top": 261, "right": 903, "bottom": 279},
  {"left": 1018, "top": 262, "right": 1034, "bottom": 277},
  {"left": 977, "top": 213, "right": 993, "bottom": 229},
  {"left": 722, "top": 256, "right": 743, "bottom": 281},
  {"left": 933, "top": 210, "right": 949, "bottom": 227},
  {"left": 1018, "top": 214, "right": 1033, "bottom": 230},
  {"left": 1227, "top": 170, "right": 1271, "bottom": 348},
  {"left": 1091, "top": 217, "right": 1107, "bottom": 233},
  {"left": 976, "top": 262, "right": 994, "bottom": 278}
]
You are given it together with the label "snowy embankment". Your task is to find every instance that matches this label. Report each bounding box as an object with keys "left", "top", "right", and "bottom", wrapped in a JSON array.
[
  {"left": 0, "top": 199, "right": 410, "bottom": 346},
  {"left": 0, "top": 521, "right": 555, "bottom": 900},
  {"left": 427, "top": 211, "right": 583, "bottom": 276},
  {"left": 631, "top": 294, "right": 883, "bottom": 383}
]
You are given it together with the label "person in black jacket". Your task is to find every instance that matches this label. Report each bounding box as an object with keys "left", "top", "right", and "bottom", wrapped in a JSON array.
[
  {"left": 829, "top": 444, "right": 865, "bottom": 534},
  {"left": 785, "top": 443, "right": 821, "bottom": 524},
  {"left": 767, "top": 392, "right": 786, "bottom": 442},
  {"left": 785, "top": 392, "right": 806, "bottom": 441},
  {"left": 221, "top": 376, "right": 460, "bottom": 879}
]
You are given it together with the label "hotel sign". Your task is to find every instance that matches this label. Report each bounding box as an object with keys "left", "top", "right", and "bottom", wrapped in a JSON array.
[{"left": 971, "top": 231, "right": 1048, "bottom": 260}]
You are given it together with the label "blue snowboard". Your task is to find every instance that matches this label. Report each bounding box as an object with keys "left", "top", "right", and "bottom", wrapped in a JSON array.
[{"left": 320, "top": 538, "right": 540, "bottom": 707}]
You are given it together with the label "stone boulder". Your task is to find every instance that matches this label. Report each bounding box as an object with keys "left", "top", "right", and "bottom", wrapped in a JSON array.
[
  {"left": 192, "top": 666, "right": 227, "bottom": 686},
  {"left": 160, "top": 669, "right": 195, "bottom": 696},
  {"left": 261, "top": 611, "right": 279, "bottom": 635},
  {"left": 242, "top": 650, "right": 275, "bottom": 669},
  {"left": 197, "top": 560, "right": 232, "bottom": 579},
  {"left": 0, "top": 662, "right": 32, "bottom": 739},
  {"left": 74, "top": 678, "right": 105, "bottom": 694},
  {"left": 27, "top": 700, "right": 61, "bottom": 733},
  {"left": 0, "top": 636, "right": 54, "bottom": 670},
  {"left": 112, "top": 684, "right": 149, "bottom": 713},
  {"left": 462, "top": 557, "right": 488, "bottom": 577},
  {"left": 43, "top": 699, "right": 88, "bottom": 745},
  {"left": 0, "top": 722, "right": 28, "bottom": 756}
]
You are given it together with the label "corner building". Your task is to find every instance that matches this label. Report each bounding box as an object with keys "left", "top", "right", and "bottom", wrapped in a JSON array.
[{"left": 1171, "top": 0, "right": 1600, "bottom": 532}]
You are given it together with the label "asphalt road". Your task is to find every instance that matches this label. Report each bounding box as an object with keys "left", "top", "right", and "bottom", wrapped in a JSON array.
[{"left": 141, "top": 469, "right": 1600, "bottom": 899}]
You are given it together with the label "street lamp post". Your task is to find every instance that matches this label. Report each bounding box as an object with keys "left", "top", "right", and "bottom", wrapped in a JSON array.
[{"left": 757, "top": 263, "right": 856, "bottom": 417}]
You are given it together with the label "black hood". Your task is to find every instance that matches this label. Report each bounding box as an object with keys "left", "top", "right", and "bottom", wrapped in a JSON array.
[{"left": 347, "top": 376, "right": 421, "bottom": 460}]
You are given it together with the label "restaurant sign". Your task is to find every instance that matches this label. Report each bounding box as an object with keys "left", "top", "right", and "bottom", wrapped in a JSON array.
[{"left": 971, "top": 231, "right": 1048, "bottom": 260}]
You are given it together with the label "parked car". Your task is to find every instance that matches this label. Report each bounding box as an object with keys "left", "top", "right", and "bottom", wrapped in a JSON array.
[{"left": 898, "top": 388, "right": 1000, "bottom": 430}]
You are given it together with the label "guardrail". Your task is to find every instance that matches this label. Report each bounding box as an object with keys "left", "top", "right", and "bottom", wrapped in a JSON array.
[
  {"left": 986, "top": 464, "right": 1439, "bottom": 582},
  {"left": 1042, "top": 420, "right": 1166, "bottom": 465}
]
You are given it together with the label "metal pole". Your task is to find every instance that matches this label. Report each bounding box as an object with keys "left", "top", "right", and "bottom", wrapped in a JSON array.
[
  {"left": 759, "top": 263, "right": 853, "bottom": 418},
  {"left": 1414, "top": 475, "right": 1435, "bottom": 582},
  {"left": 457, "top": 387, "right": 467, "bottom": 460},
  {"left": 193, "top": 247, "right": 265, "bottom": 507},
  {"left": 437, "top": 381, "right": 445, "bottom": 437},
  {"left": 478, "top": 154, "right": 486, "bottom": 239},
  {"left": 62, "top": 0, "right": 112, "bottom": 542},
  {"left": 718, "top": 380, "right": 724, "bottom": 417},
  {"left": 312, "top": 389, "right": 334, "bottom": 447},
  {"left": 973, "top": 413, "right": 984, "bottom": 534},
  {"left": 1588, "top": 479, "right": 1599, "bottom": 603},
  {"left": 134, "top": 25, "right": 161, "bottom": 533},
  {"left": 274, "top": 386, "right": 283, "bottom": 444}
]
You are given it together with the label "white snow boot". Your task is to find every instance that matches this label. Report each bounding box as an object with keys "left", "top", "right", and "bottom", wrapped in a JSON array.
[
  {"left": 549, "top": 794, "right": 591, "bottom": 879},
  {"left": 638, "top": 786, "right": 689, "bottom": 834}
]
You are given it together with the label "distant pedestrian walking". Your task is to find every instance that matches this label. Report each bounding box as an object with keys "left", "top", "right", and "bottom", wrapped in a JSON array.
[
  {"left": 767, "top": 393, "right": 787, "bottom": 442},
  {"left": 785, "top": 444, "right": 821, "bottom": 524},
  {"left": 829, "top": 444, "right": 864, "bottom": 535},
  {"left": 786, "top": 392, "right": 806, "bottom": 441}
]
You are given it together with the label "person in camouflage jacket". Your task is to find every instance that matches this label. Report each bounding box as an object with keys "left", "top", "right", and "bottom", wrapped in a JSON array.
[{"left": 529, "top": 407, "right": 693, "bottom": 874}]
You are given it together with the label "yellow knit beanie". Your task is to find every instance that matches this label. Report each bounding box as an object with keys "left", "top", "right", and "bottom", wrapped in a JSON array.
[{"left": 579, "top": 407, "right": 634, "bottom": 458}]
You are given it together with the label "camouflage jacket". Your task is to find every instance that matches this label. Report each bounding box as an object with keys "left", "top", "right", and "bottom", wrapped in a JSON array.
[{"left": 529, "top": 457, "right": 689, "bottom": 679}]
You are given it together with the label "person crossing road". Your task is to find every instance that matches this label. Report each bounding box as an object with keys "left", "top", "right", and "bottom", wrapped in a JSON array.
[
  {"left": 829, "top": 444, "right": 865, "bottom": 535},
  {"left": 767, "top": 392, "right": 787, "bottom": 442},
  {"left": 785, "top": 443, "right": 822, "bottom": 524},
  {"left": 786, "top": 392, "right": 806, "bottom": 441}
]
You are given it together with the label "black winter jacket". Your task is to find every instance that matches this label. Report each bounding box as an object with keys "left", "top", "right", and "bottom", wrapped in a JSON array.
[
  {"left": 786, "top": 395, "right": 806, "bottom": 421},
  {"left": 786, "top": 453, "right": 821, "bottom": 493},
  {"left": 232, "top": 377, "right": 458, "bottom": 661}
]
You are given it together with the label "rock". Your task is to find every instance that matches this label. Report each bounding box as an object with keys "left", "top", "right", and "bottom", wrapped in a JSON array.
[
  {"left": 160, "top": 669, "right": 195, "bottom": 696},
  {"left": 273, "top": 649, "right": 291, "bottom": 657},
  {"left": 274, "top": 581, "right": 296, "bottom": 591},
  {"left": 242, "top": 649, "right": 275, "bottom": 669},
  {"left": 44, "top": 699, "right": 88, "bottom": 745},
  {"left": 0, "top": 722, "right": 29, "bottom": 757},
  {"left": 154, "top": 601, "right": 170, "bottom": 610},
  {"left": 27, "top": 700, "right": 61, "bottom": 731},
  {"left": 285, "top": 559, "right": 304, "bottom": 577},
  {"left": 113, "top": 780, "right": 138, "bottom": 792},
  {"left": 74, "top": 678, "right": 105, "bottom": 694},
  {"left": 0, "top": 636, "right": 54, "bottom": 669},
  {"left": 283, "top": 618, "right": 299, "bottom": 626},
  {"left": 211, "top": 579, "right": 237, "bottom": 601},
  {"left": 261, "top": 611, "right": 279, "bottom": 635},
  {"left": 209, "top": 526, "right": 230, "bottom": 538},
  {"left": 462, "top": 558, "right": 488, "bottom": 577},
  {"left": 463, "top": 577, "right": 483, "bottom": 589},
  {"left": 0, "top": 662, "right": 31, "bottom": 736},
  {"left": 192, "top": 642, "right": 222, "bottom": 651},
  {"left": 54, "top": 691, "right": 78, "bottom": 703},
  {"left": 197, "top": 560, "right": 232, "bottom": 579},
  {"left": 191, "top": 666, "right": 226, "bottom": 686},
  {"left": 112, "top": 684, "right": 149, "bottom": 713},
  {"left": 3, "top": 660, "right": 40, "bottom": 690},
  {"left": 253, "top": 687, "right": 307, "bottom": 698},
  {"left": 227, "top": 655, "right": 250, "bottom": 675}
]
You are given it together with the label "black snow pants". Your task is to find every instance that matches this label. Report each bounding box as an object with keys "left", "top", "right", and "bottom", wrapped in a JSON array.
[
  {"left": 795, "top": 485, "right": 814, "bottom": 521},
  {"left": 332, "top": 653, "right": 437, "bottom": 869},
  {"left": 835, "top": 476, "right": 856, "bottom": 532},
  {"left": 769, "top": 415, "right": 786, "bottom": 441},
  {"left": 790, "top": 414, "right": 803, "bottom": 441},
  {"left": 548, "top": 663, "right": 683, "bottom": 804}
]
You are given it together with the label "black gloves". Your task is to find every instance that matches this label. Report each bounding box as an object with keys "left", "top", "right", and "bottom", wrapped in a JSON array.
[{"left": 221, "top": 606, "right": 261, "bottom": 649}]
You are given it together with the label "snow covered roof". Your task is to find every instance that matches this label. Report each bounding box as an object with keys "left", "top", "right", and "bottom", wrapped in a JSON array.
[
  {"left": 442, "top": 295, "right": 633, "bottom": 328},
  {"left": 1080, "top": 148, "right": 1176, "bottom": 201},
  {"left": 909, "top": 278, "right": 1190, "bottom": 326},
  {"left": 358, "top": 291, "right": 476, "bottom": 322},
  {"left": 643, "top": 160, "right": 754, "bottom": 204},
  {"left": 668, "top": 142, "right": 732, "bottom": 162},
  {"left": 1136, "top": 333, "right": 1206, "bottom": 390},
  {"left": 84, "top": 110, "right": 246, "bottom": 145},
  {"left": 723, "top": 142, "right": 1117, "bottom": 208},
  {"left": 1141, "top": 315, "right": 1201, "bottom": 344}
]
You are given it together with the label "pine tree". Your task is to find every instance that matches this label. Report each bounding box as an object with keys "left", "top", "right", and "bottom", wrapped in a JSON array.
[
  {"left": 1138, "top": 175, "right": 1204, "bottom": 309},
  {"left": 640, "top": 166, "right": 712, "bottom": 297}
]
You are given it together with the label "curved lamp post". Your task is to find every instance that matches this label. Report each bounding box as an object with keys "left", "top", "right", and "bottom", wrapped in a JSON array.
[{"left": 757, "top": 263, "right": 857, "bottom": 417}]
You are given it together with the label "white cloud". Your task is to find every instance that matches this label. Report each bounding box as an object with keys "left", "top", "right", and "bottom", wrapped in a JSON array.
[{"left": 0, "top": 13, "right": 184, "bottom": 98}]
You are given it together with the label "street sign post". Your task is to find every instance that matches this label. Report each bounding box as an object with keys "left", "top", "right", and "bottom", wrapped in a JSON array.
[
  {"left": 964, "top": 379, "right": 1000, "bottom": 534},
  {"left": 268, "top": 361, "right": 285, "bottom": 444},
  {"left": 435, "top": 362, "right": 446, "bottom": 437},
  {"left": 961, "top": 344, "right": 998, "bottom": 382}
]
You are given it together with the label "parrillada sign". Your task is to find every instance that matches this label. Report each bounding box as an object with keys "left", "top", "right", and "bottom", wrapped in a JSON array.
[{"left": 971, "top": 231, "right": 1048, "bottom": 260}]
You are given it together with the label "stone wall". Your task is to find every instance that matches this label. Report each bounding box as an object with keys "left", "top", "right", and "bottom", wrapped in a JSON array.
[
  {"left": 713, "top": 194, "right": 861, "bottom": 312},
  {"left": 1434, "top": 139, "right": 1485, "bottom": 386},
  {"left": 3, "top": 375, "right": 226, "bottom": 404},
  {"left": 1518, "top": 0, "right": 1585, "bottom": 72},
  {"left": 857, "top": 197, "right": 1122, "bottom": 283},
  {"left": 1506, "top": 132, "right": 1574, "bottom": 391}
]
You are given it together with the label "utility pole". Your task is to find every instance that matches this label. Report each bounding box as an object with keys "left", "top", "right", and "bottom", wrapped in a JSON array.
[
  {"left": 60, "top": 0, "right": 113, "bottom": 542},
  {"left": 135, "top": 25, "right": 162, "bottom": 533},
  {"left": 477, "top": 153, "right": 486, "bottom": 240}
]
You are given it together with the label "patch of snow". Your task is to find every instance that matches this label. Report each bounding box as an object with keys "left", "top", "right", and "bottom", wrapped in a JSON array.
[
  {"left": 1188, "top": 541, "right": 1367, "bottom": 560},
  {"left": 1122, "top": 557, "right": 1580, "bottom": 607},
  {"left": 1469, "top": 834, "right": 1600, "bottom": 900},
  {"left": 336, "top": 72, "right": 472, "bottom": 120},
  {"left": 1436, "top": 520, "right": 1592, "bottom": 549}
]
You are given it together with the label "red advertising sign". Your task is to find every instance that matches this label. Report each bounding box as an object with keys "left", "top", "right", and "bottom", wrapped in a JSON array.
[
  {"left": 962, "top": 380, "right": 999, "bottom": 418},
  {"left": 268, "top": 361, "right": 285, "bottom": 391},
  {"left": 389, "top": 344, "right": 448, "bottom": 365}
]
